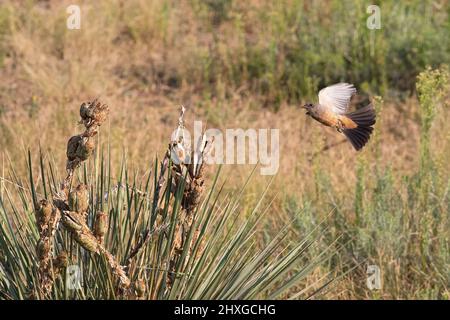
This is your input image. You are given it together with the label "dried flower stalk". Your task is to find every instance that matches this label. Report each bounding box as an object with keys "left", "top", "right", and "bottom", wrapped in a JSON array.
[
  {"left": 64, "top": 99, "right": 109, "bottom": 191},
  {"left": 60, "top": 209, "right": 131, "bottom": 293},
  {"left": 35, "top": 99, "right": 132, "bottom": 297},
  {"left": 34, "top": 199, "right": 62, "bottom": 297},
  {"left": 166, "top": 107, "right": 213, "bottom": 288},
  {"left": 58, "top": 100, "right": 131, "bottom": 295}
]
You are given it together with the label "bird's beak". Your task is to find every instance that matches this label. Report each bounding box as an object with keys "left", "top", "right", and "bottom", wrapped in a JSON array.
[{"left": 301, "top": 105, "right": 307, "bottom": 109}]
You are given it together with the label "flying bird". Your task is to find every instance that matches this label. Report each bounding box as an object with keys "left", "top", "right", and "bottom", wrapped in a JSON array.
[{"left": 302, "top": 83, "right": 376, "bottom": 151}]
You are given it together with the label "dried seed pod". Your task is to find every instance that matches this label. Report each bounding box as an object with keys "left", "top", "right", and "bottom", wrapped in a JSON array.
[
  {"left": 79, "top": 99, "right": 109, "bottom": 128},
  {"left": 74, "top": 232, "right": 99, "bottom": 253},
  {"left": 68, "top": 184, "right": 89, "bottom": 214},
  {"left": 93, "top": 211, "right": 108, "bottom": 242},
  {"left": 36, "top": 239, "right": 50, "bottom": 260},
  {"left": 67, "top": 135, "right": 95, "bottom": 163},
  {"left": 53, "top": 251, "right": 69, "bottom": 269},
  {"left": 182, "top": 178, "right": 204, "bottom": 213},
  {"left": 62, "top": 211, "right": 99, "bottom": 253},
  {"left": 92, "top": 105, "right": 109, "bottom": 124},
  {"left": 35, "top": 199, "right": 53, "bottom": 229},
  {"left": 76, "top": 138, "right": 95, "bottom": 161},
  {"left": 80, "top": 102, "right": 93, "bottom": 120},
  {"left": 67, "top": 135, "right": 83, "bottom": 161},
  {"left": 170, "top": 142, "right": 187, "bottom": 165},
  {"left": 61, "top": 211, "right": 85, "bottom": 232}
]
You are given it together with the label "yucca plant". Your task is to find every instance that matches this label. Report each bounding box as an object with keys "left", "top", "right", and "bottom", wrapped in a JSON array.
[{"left": 0, "top": 102, "right": 339, "bottom": 300}]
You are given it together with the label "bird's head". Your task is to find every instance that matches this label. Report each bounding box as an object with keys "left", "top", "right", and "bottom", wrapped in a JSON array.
[{"left": 302, "top": 103, "right": 314, "bottom": 111}]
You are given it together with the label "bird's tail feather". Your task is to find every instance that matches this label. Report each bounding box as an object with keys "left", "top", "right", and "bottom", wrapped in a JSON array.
[{"left": 343, "top": 104, "right": 376, "bottom": 151}]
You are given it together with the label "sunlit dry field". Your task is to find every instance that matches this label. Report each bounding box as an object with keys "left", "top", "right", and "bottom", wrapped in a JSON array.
[{"left": 0, "top": 0, "right": 449, "bottom": 299}]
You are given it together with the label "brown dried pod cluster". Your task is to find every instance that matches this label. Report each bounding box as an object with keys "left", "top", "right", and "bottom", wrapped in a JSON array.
[
  {"left": 67, "top": 135, "right": 95, "bottom": 162},
  {"left": 61, "top": 211, "right": 99, "bottom": 253},
  {"left": 66, "top": 99, "right": 109, "bottom": 173},
  {"left": 53, "top": 251, "right": 69, "bottom": 269},
  {"left": 80, "top": 99, "right": 109, "bottom": 130},
  {"left": 171, "top": 144, "right": 210, "bottom": 216},
  {"left": 35, "top": 199, "right": 53, "bottom": 233},
  {"left": 68, "top": 184, "right": 89, "bottom": 218},
  {"left": 36, "top": 238, "right": 50, "bottom": 260},
  {"left": 34, "top": 199, "right": 62, "bottom": 296},
  {"left": 36, "top": 101, "right": 135, "bottom": 298},
  {"left": 165, "top": 107, "right": 213, "bottom": 288},
  {"left": 61, "top": 209, "right": 131, "bottom": 294},
  {"left": 181, "top": 167, "right": 205, "bottom": 213},
  {"left": 93, "top": 211, "right": 108, "bottom": 244},
  {"left": 169, "top": 107, "right": 212, "bottom": 213}
]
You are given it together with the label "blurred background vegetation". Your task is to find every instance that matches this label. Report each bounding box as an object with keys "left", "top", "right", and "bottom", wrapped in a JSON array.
[{"left": 0, "top": 0, "right": 449, "bottom": 299}]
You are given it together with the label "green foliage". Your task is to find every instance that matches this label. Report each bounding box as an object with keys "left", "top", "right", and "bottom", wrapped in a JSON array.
[
  {"left": 176, "top": 0, "right": 450, "bottom": 107},
  {"left": 416, "top": 66, "right": 450, "bottom": 172},
  {"left": 346, "top": 67, "right": 449, "bottom": 298},
  {"left": 354, "top": 157, "right": 365, "bottom": 225}
]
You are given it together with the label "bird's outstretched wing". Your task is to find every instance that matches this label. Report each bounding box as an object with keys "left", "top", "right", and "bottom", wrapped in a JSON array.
[{"left": 318, "top": 83, "right": 356, "bottom": 115}]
